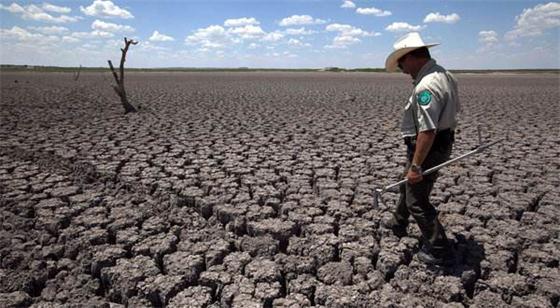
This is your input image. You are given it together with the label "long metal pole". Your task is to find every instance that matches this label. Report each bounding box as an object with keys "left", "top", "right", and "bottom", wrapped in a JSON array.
[{"left": 374, "top": 138, "right": 504, "bottom": 200}]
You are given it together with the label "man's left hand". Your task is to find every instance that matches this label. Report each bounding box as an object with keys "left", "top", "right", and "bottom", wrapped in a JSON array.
[{"left": 406, "top": 168, "right": 423, "bottom": 184}]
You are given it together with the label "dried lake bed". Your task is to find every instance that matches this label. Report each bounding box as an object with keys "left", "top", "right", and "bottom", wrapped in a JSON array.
[{"left": 1, "top": 71, "right": 558, "bottom": 307}]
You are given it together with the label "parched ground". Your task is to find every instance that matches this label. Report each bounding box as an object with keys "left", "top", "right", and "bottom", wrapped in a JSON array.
[{"left": 0, "top": 71, "right": 558, "bottom": 308}]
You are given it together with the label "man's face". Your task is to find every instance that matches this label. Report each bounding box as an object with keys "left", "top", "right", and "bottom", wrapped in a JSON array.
[{"left": 397, "top": 53, "right": 411, "bottom": 74}]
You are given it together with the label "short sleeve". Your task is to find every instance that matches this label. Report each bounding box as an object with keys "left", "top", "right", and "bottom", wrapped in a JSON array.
[{"left": 414, "top": 87, "right": 443, "bottom": 132}]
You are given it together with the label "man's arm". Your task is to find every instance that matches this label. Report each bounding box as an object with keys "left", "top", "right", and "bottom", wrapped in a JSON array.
[{"left": 407, "top": 129, "right": 436, "bottom": 184}]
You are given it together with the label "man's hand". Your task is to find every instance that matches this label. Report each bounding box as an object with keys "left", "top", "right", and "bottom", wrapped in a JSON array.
[
  {"left": 406, "top": 168, "right": 423, "bottom": 184},
  {"left": 408, "top": 130, "right": 436, "bottom": 184}
]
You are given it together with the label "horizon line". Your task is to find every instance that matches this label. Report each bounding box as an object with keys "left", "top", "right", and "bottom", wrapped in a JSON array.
[{"left": 1, "top": 64, "right": 559, "bottom": 73}]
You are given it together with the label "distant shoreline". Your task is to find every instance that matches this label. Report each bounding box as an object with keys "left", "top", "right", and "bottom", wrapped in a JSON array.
[{"left": 1, "top": 64, "right": 558, "bottom": 74}]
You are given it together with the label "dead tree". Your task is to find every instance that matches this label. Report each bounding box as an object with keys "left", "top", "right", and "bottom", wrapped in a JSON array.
[
  {"left": 108, "top": 37, "right": 138, "bottom": 114},
  {"left": 73, "top": 65, "right": 82, "bottom": 81}
]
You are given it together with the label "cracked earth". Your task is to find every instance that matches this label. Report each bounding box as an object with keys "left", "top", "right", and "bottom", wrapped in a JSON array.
[{"left": 0, "top": 71, "right": 558, "bottom": 307}]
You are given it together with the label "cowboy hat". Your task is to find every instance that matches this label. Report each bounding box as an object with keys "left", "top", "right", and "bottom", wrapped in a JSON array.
[{"left": 385, "top": 32, "right": 439, "bottom": 72}]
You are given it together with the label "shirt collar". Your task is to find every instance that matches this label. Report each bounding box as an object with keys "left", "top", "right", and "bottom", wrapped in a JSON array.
[{"left": 413, "top": 59, "right": 436, "bottom": 86}]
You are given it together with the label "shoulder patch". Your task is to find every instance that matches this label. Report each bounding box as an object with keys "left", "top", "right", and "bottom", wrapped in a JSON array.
[{"left": 417, "top": 90, "right": 432, "bottom": 106}]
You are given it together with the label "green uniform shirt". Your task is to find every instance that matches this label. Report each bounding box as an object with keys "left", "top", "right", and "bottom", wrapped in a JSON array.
[{"left": 401, "top": 59, "right": 460, "bottom": 137}]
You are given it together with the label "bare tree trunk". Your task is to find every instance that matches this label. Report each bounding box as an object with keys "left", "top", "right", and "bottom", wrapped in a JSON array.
[
  {"left": 74, "top": 65, "right": 82, "bottom": 81},
  {"left": 108, "top": 37, "right": 138, "bottom": 114}
]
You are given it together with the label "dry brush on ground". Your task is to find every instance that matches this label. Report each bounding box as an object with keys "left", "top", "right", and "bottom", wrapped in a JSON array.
[{"left": 0, "top": 71, "right": 559, "bottom": 307}]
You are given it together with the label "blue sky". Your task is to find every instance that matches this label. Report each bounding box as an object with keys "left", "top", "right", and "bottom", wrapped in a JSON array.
[{"left": 1, "top": 0, "right": 559, "bottom": 69}]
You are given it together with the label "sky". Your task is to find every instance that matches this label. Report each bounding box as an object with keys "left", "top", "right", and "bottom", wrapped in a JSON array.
[{"left": 0, "top": 0, "right": 559, "bottom": 69}]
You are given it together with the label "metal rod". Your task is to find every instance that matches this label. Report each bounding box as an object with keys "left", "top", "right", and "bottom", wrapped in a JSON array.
[{"left": 374, "top": 138, "right": 504, "bottom": 198}]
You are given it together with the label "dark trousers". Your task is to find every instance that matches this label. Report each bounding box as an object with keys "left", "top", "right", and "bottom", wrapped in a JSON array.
[{"left": 394, "top": 133, "right": 453, "bottom": 255}]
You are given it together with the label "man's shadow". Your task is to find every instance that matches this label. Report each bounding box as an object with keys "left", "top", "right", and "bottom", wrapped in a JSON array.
[{"left": 426, "top": 233, "right": 486, "bottom": 298}]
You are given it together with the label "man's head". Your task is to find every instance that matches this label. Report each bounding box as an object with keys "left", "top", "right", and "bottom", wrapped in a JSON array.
[
  {"left": 397, "top": 47, "right": 431, "bottom": 78},
  {"left": 385, "top": 32, "right": 438, "bottom": 77}
]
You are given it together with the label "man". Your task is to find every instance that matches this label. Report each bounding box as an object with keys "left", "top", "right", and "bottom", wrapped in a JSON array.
[{"left": 384, "top": 32, "right": 460, "bottom": 265}]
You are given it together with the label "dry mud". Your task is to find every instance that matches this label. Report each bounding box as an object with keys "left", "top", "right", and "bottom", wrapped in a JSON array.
[{"left": 0, "top": 71, "right": 559, "bottom": 307}]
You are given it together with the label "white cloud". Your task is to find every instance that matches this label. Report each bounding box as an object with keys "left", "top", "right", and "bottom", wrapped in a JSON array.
[
  {"left": 42, "top": 3, "right": 71, "bottom": 14},
  {"left": 479, "top": 30, "right": 499, "bottom": 45},
  {"left": 356, "top": 7, "right": 392, "bottom": 17},
  {"left": 0, "top": 2, "right": 79, "bottom": 23},
  {"left": 326, "top": 23, "right": 377, "bottom": 37},
  {"left": 185, "top": 25, "right": 232, "bottom": 49},
  {"left": 187, "top": 19, "right": 267, "bottom": 45},
  {"left": 385, "top": 22, "right": 425, "bottom": 32},
  {"left": 248, "top": 43, "right": 259, "bottom": 49},
  {"left": 71, "top": 30, "right": 114, "bottom": 39},
  {"left": 149, "top": 30, "right": 174, "bottom": 42},
  {"left": 325, "top": 23, "right": 379, "bottom": 48},
  {"left": 28, "top": 26, "right": 69, "bottom": 35},
  {"left": 279, "top": 15, "right": 326, "bottom": 26},
  {"left": 284, "top": 27, "right": 316, "bottom": 35},
  {"left": 0, "top": 3, "right": 24, "bottom": 13},
  {"left": 80, "top": 0, "right": 134, "bottom": 19},
  {"left": 288, "top": 38, "right": 311, "bottom": 47},
  {"left": 341, "top": 1, "right": 356, "bottom": 9},
  {"left": 92, "top": 30, "right": 115, "bottom": 38},
  {"left": 92, "top": 20, "right": 134, "bottom": 33},
  {"left": 266, "top": 51, "right": 297, "bottom": 58},
  {"left": 505, "top": 2, "right": 560, "bottom": 41},
  {"left": 326, "top": 35, "right": 361, "bottom": 49},
  {"left": 423, "top": 12, "right": 460, "bottom": 24},
  {"left": 0, "top": 26, "right": 61, "bottom": 47},
  {"left": 227, "top": 25, "right": 265, "bottom": 39},
  {"left": 61, "top": 36, "right": 80, "bottom": 43},
  {"left": 1, "top": 26, "right": 44, "bottom": 41},
  {"left": 138, "top": 41, "right": 171, "bottom": 52},
  {"left": 262, "top": 31, "right": 284, "bottom": 42},
  {"left": 224, "top": 17, "right": 260, "bottom": 27}
]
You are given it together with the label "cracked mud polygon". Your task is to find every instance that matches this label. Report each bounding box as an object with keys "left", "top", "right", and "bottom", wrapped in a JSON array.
[{"left": 1, "top": 71, "right": 558, "bottom": 307}]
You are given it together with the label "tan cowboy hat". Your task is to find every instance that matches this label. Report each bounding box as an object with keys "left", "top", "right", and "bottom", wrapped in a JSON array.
[{"left": 385, "top": 32, "right": 439, "bottom": 72}]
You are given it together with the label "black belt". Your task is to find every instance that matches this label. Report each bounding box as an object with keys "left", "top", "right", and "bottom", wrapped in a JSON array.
[{"left": 404, "top": 129, "right": 455, "bottom": 146}]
